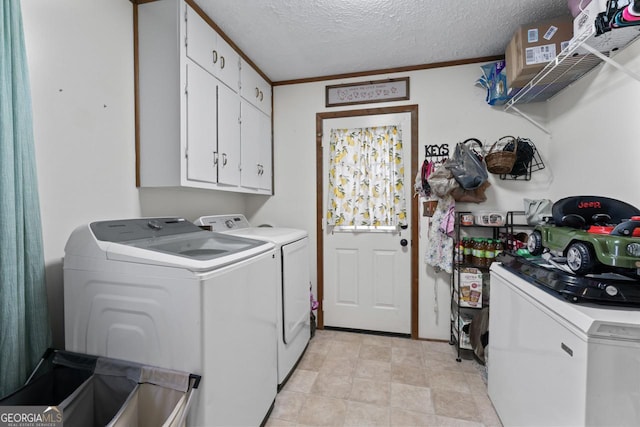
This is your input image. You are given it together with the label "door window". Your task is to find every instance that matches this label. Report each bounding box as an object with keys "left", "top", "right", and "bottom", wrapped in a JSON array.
[{"left": 326, "top": 125, "right": 407, "bottom": 231}]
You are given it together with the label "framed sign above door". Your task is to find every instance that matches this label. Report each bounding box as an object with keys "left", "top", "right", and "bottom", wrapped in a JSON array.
[{"left": 325, "top": 77, "right": 410, "bottom": 107}]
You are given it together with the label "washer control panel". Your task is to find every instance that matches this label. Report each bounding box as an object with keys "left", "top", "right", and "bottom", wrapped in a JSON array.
[{"left": 194, "top": 214, "right": 251, "bottom": 232}]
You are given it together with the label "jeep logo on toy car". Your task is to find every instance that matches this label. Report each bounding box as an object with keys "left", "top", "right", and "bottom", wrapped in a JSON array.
[{"left": 578, "top": 201, "right": 602, "bottom": 209}]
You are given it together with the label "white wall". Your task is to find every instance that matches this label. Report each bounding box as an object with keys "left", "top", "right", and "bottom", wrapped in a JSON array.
[
  {"left": 268, "top": 65, "right": 552, "bottom": 340},
  {"left": 548, "top": 38, "right": 640, "bottom": 208},
  {"left": 21, "top": 0, "right": 246, "bottom": 349}
]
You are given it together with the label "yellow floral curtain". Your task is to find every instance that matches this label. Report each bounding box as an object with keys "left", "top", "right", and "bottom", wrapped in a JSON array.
[{"left": 327, "top": 125, "right": 407, "bottom": 227}]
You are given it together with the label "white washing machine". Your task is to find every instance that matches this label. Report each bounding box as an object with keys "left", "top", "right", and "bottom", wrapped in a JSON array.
[
  {"left": 63, "top": 217, "right": 278, "bottom": 427},
  {"left": 195, "top": 214, "right": 311, "bottom": 387}
]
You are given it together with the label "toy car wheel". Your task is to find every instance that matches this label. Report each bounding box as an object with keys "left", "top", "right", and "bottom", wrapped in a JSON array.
[
  {"left": 566, "top": 242, "right": 595, "bottom": 275},
  {"left": 527, "top": 231, "right": 544, "bottom": 256}
]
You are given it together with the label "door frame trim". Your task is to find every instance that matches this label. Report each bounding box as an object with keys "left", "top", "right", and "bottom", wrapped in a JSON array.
[{"left": 316, "top": 104, "right": 420, "bottom": 339}]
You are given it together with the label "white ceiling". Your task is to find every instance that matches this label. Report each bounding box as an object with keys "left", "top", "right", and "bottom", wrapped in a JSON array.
[{"left": 193, "top": 0, "right": 573, "bottom": 83}]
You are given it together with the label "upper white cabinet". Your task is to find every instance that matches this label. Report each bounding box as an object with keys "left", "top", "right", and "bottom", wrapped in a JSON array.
[
  {"left": 136, "top": 0, "right": 272, "bottom": 194},
  {"left": 241, "top": 99, "right": 272, "bottom": 192},
  {"left": 185, "top": 5, "right": 239, "bottom": 92},
  {"left": 241, "top": 59, "right": 272, "bottom": 116}
]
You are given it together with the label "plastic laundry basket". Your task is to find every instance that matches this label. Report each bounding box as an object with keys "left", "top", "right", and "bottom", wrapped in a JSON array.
[{"left": 0, "top": 349, "right": 200, "bottom": 427}]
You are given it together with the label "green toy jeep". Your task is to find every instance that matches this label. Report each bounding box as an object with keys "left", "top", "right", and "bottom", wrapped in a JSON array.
[{"left": 527, "top": 196, "right": 640, "bottom": 277}]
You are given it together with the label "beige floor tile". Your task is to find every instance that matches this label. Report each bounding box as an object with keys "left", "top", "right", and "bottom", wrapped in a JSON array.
[
  {"left": 269, "top": 390, "right": 306, "bottom": 422},
  {"left": 283, "top": 369, "right": 318, "bottom": 393},
  {"left": 306, "top": 337, "right": 333, "bottom": 356},
  {"left": 297, "top": 350, "right": 326, "bottom": 371},
  {"left": 389, "top": 382, "right": 435, "bottom": 414},
  {"left": 426, "top": 369, "right": 471, "bottom": 394},
  {"left": 464, "top": 370, "right": 488, "bottom": 395},
  {"left": 296, "top": 394, "right": 347, "bottom": 426},
  {"left": 359, "top": 344, "right": 392, "bottom": 362},
  {"left": 432, "top": 415, "right": 486, "bottom": 426},
  {"left": 390, "top": 407, "right": 440, "bottom": 426},
  {"left": 354, "top": 359, "right": 391, "bottom": 382},
  {"left": 331, "top": 331, "right": 364, "bottom": 343},
  {"left": 423, "top": 351, "right": 470, "bottom": 372},
  {"left": 432, "top": 389, "right": 480, "bottom": 422},
  {"left": 391, "top": 363, "right": 429, "bottom": 387},
  {"left": 326, "top": 340, "right": 361, "bottom": 359},
  {"left": 472, "top": 393, "right": 503, "bottom": 426},
  {"left": 319, "top": 356, "right": 357, "bottom": 377},
  {"left": 348, "top": 377, "right": 391, "bottom": 406},
  {"left": 344, "top": 401, "right": 390, "bottom": 426},
  {"left": 310, "top": 373, "right": 352, "bottom": 399},
  {"left": 421, "top": 339, "right": 455, "bottom": 354},
  {"left": 389, "top": 336, "right": 422, "bottom": 349},
  {"left": 264, "top": 418, "right": 297, "bottom": 427},
  {"left": 361, "top": 334, "right": 395, "bottom": 347},
  {"left": 391, "top": 346, "right": 423, "bottom": 367}
]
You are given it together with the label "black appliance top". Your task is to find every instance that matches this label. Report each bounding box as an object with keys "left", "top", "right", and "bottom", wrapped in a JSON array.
[{"left": 497, "top": 253, "right": 640, "bottom": 308}]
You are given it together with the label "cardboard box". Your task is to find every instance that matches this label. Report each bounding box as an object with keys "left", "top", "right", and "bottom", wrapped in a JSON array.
[
  {"left": 459, "top": 268, "right": 483, "bottom": 308},
  {"left": 506, "top": 17, "right": 574, "bottom": 91},
  {"left": 572, "top": 0, "right": 633, "bottom": 54}
]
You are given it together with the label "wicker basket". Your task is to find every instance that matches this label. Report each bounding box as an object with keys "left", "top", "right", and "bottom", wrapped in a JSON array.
[{"left": 485, "top": 136, "right": 517, "bottom": 174}]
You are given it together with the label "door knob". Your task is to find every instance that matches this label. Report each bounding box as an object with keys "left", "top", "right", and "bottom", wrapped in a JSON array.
[{"left": 400, "top": 239, "right": 408, "bottom": 247}]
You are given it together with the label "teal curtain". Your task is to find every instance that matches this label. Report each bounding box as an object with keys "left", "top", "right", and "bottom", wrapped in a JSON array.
[{"left": 0, "top": 0, "right": 51, "bottom": 398}]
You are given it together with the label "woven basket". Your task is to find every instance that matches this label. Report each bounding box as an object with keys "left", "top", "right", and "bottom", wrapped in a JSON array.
[{"left": 485, "top": 136, "right": 517, "bottom": 174}]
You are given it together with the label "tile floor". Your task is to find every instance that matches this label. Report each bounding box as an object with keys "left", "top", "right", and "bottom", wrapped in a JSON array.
[{"left": 265, "top": 329, "right": 502, "bottom": 427}]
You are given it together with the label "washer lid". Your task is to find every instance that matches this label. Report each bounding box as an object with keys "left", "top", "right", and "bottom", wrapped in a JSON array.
[{"left": 85, "top": 218, "right": 273, "bottom": 271}]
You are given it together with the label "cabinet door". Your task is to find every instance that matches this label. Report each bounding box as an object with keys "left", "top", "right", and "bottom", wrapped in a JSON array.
[
  {"left": 240, "top": 60, "right": 272, "bottom": 116},
  {"left": 185, "top": 4, "right": 217, "bottom": 77},
  {"left": 241, "top": 100, "right": 271, "bottom": 191},
  {"left": 240, "top": 100, "right": 261, "bottom": 189},
  {"left": 256, "top": 111, "right": 272, "bottom": 192},
  {"left": 217, "top": 83, "right": 241, "bottom": 186},
  {"left": 186, "top": 61, "right": 217, "bottom": 183},
  {"left": 215, "top": 36, "right": 240, "bottom": 92}
]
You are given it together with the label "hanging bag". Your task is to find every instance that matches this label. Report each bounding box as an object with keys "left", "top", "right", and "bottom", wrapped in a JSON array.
[
  {"left": 523, "top": 198, "right": 553, "bottom": 225},
  {"left": 445, "top": 138, "right": 488, "bottom": 190}
]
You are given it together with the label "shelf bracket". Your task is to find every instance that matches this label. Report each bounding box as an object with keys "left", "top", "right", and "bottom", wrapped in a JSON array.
[
  {"left": 579, "top": 42, "right": 640, "bottom": 83},
  {"left": 505, "top": 105, "right": 551, "bottom": 136}
]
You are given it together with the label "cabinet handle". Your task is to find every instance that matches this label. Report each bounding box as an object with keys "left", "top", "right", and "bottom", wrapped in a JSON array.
[
  {"left": 212, "top": 50, "right": 218, "bottom": 64},
  {"left": 259, "top": 90, "right": 263, "bottom": 101},
  {"left": 213, "top": 151, "right": 218, "bottom": 165},
  {"left": 220, "top": 56, "right": 225, "bottom": 69},
  {"left": 255, "top": 87, "right": 260, "bottom": 98},
  {"left": 222, "top": 153, "right": 228, "bottom": 166}
]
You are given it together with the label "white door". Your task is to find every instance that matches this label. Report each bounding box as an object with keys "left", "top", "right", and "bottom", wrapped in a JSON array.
[{"left": 322, "top": 113, "right": 412, "bottom": 334}]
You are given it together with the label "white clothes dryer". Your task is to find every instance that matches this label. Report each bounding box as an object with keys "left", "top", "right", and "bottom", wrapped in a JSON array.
[
  {"left": 195, "top": 214, "right": 311, "bottom": 388},
  {"left": 63, "top": 217, "right": 278, "bottom": 426}
]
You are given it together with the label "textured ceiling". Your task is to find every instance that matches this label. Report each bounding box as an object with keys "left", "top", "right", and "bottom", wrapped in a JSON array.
[{"left": 194, "top": 0, "right": 572, "bottom": 83}]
